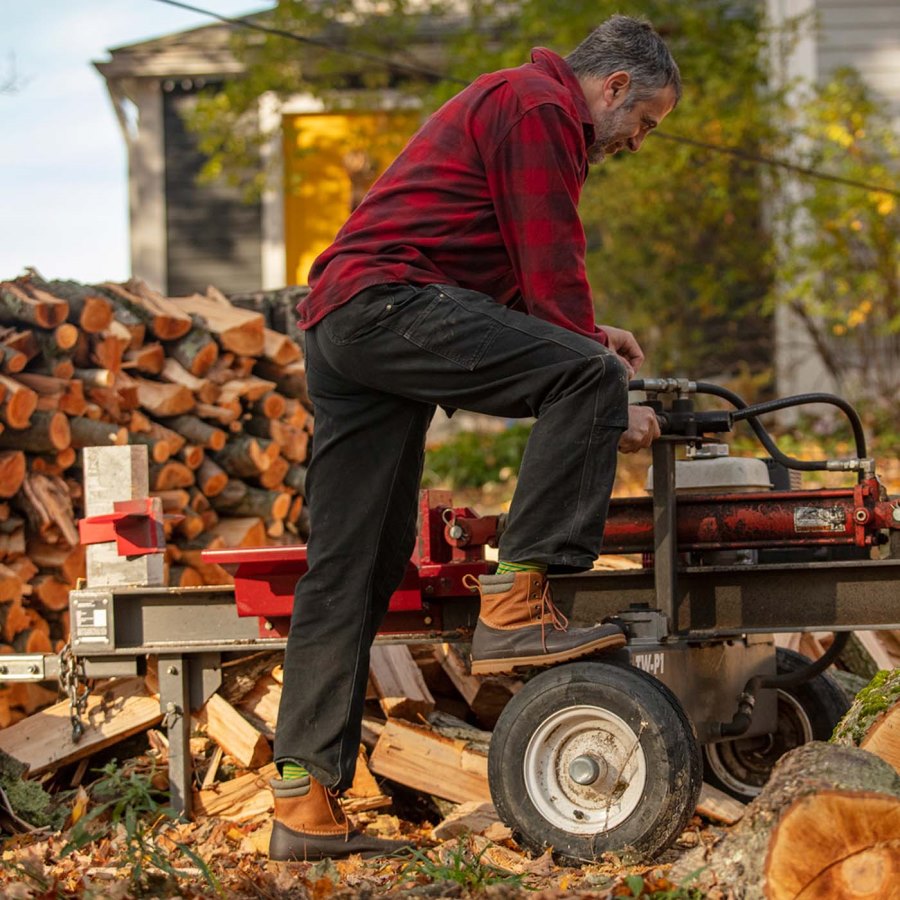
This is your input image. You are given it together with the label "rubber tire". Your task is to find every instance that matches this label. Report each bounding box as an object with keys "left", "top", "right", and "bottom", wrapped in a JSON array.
[
  {"left": 488, "top": 660, "right": 702, "bottom": 863},
  {"left": 703, "top": 647, "right": 851, "bottom": 802}
]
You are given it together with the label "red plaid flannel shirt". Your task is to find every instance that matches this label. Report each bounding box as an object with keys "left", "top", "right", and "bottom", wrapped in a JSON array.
[{"left": 299, "top": 48, "right": 608, "bottom": 346}]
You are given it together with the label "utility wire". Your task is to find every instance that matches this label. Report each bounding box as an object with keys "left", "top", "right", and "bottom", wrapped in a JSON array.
[{"left": 152, "top": 0, "right": 900, "bottom": 198}]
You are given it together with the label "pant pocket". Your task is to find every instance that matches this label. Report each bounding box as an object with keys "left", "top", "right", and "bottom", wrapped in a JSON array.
[{"left": 384, "top": 285, "right": 502, "bottom": 370}]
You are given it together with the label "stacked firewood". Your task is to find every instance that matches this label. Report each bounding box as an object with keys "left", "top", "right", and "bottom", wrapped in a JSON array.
[{"left": 0, "top": 272, "right": 312, "bottom": 696}]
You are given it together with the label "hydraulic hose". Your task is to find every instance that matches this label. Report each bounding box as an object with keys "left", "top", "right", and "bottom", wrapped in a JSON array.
[
  {"left": 717, "top": 632, "right": 850, "bottom": 738},
  {"left": 630, "top": 379, "right": 869, "bottom": 480}
]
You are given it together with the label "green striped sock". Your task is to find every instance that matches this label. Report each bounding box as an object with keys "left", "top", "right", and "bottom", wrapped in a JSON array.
[
  {"left": 495, "top": 560, "right": 547, "bottom": 575},
  {"left": 280, "top": 762, "right": 309, "bottom": 781}
]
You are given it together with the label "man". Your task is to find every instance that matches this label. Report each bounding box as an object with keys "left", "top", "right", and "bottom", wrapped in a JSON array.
[{"left": 269, "top": 14, "right": 680, "bottom": 861}]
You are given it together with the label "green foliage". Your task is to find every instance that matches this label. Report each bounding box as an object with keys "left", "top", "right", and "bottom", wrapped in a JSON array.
[
  {"left": 423, "top": 423, "right": 532, "bottom": 488},
  {"left": 765, "top": 67, "right": 900, "bottom": 417},
  {"left": 61, "top": 761, "right": 220, "bottom": 897},
  {"left": 398, "top": 840, "right": 527, "bottom": 891}
]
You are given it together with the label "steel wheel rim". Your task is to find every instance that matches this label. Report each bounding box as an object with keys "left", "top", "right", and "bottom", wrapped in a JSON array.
[
  {"left": 705, "top": 690, "right": 813, "bottom": 797},
  {"left": 522, "top": 704, "right": 647, "bottom": 834}
]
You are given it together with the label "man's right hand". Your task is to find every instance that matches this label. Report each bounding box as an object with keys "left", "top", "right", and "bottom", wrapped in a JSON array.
[{"left": 618, "top": 405, "right": 661, "bottom": 453}]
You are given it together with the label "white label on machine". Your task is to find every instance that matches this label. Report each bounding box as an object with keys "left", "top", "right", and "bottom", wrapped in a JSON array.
[
  {"left": 794, "top": 507, "right": 845, "bottom": 532},
  {"left": 633, "top": 651, "right": 665, "bottom": 676},
  {"left": 74, "top": 599, "right": 111, "bottom": 643}
]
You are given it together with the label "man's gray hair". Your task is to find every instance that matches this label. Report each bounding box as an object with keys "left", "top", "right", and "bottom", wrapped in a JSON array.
[{"left": 565, "top": 15, "right": 681, "bottom": 105}]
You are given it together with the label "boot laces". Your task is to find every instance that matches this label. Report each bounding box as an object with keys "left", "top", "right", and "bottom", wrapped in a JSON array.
[{"left": 539, "top": 580, "right": 569, "bottom": 652}]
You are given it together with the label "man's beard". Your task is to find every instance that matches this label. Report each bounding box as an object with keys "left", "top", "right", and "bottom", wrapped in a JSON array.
[{"left": 588, "top": 105, "right": 630, "bottom": 164}]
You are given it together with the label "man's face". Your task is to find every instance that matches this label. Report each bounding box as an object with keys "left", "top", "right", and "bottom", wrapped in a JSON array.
[{"left": 582, "top": 74, "right": 677, "bottom": 165}]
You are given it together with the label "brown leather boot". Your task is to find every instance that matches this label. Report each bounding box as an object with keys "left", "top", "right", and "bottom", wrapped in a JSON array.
[
  {"left": 468, "top": 571, "right": 626, "bottom": 675},
  {"left": 269, "top": 774, "right": 413, "bottom": 861}
]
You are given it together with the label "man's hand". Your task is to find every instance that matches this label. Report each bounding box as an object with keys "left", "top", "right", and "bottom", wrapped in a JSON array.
[
  {"left": 619, "top": 405, "right": 661, "bottom": 453},
  {"left": 600, "top": 325, "right": 645, "bottom": 378}
]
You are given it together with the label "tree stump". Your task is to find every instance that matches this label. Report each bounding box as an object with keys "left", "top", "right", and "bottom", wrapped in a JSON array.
[{"left": 670, "top": 741, "right": 900, "bottom": 899}]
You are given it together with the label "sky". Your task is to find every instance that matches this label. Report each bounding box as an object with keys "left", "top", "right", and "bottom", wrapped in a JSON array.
[{"left": 0, "top": 0, "right": 274, "bottom": 284}]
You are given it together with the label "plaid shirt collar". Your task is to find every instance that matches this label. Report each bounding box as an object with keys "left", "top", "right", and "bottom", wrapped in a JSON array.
[{"left": 529, "top": 47, "right": 596, "bottom": 150}]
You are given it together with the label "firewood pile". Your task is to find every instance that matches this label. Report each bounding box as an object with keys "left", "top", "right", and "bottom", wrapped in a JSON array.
[{"left": 0, "top": 272, "right": 312, "bottom": 717}]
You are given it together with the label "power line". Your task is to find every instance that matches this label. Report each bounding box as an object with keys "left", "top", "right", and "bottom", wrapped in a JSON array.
[{"left": 151, "top": 0, "right": 900, "bottom": 198}]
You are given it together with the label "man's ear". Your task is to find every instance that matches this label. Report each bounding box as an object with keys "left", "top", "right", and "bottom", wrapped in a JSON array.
[{"left": 603, "top": 71, "right": 631, "bottom": 109}]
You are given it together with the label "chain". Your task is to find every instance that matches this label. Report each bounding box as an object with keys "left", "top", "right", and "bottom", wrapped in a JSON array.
[{"left": 58, "top": 643, "right": 89, "bottom": 743}]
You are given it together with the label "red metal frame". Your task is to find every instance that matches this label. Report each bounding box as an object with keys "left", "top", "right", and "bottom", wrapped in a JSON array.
[
  {"left": 78, "top": 498, "right": 168, "bottom": 557},
  {"left": 204, "top": 481, "right": 899, "bottom": 633}
]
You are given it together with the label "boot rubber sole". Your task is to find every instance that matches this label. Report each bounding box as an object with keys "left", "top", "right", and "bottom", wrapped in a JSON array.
[{"left": 469, "top": 632, "right": 626, "bottom": 676}]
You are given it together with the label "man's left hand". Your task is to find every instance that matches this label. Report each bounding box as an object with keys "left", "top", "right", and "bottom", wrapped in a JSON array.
[
  {"left": 600, "top": 325, "right": 644, "bottom": 378},
  {"left": 619, "top": 405, "right": 661, "bottom": 453}
]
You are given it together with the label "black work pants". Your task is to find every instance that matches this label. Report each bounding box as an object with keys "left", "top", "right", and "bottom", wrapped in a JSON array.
[{"left": 273, "top": 283, "right": 629, "bottom": 790}]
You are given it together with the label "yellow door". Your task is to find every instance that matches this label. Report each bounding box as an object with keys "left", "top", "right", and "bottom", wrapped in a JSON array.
[{"left": 283, "top": 111, "right": 420, "bottom": 285}]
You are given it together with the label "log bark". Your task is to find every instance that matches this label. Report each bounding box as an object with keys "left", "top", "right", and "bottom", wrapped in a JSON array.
[
  {"left": 68, "top": 416, "right": 128, "bottom": 448},
  {"left": 160, "top": 357, "right": 220, "bottom": 403},
  {"left": 134, "top": 378, "right": 194, "bottom": 417},
  {"left": 196, "top": 457, "right": 228, "bottom": 497},
  {"left": 0, "top": 282, "right": 68, "bottom": 328},
  {"left": 166, "top": 322, "right": 219, "bottom": 377},
  {"left": 833, "top": 669, "right": 900, "bottom": 774},
  {"left": 14, "top": 372, "right": 86, "bottom": 416},
  {"left": 0, "top": 410, "right": 69, "bottom": 453},
  {"left": 160, "top": 414, "right": 226, "bottom": 451},
  {"left": 100, "top": 281, "right": 193, "bottom": 341},
  {"left": 671, "top": 741, "right": 900, "bottom": 899},
  {"left": 29, "top": 278, "right": 113, "bottom": 333},
  {"left": 212, "top": 437, "right": 270, "bottom": 478},
  {"left": 14, "top": 472, "right": 79, "bottom": 546}
]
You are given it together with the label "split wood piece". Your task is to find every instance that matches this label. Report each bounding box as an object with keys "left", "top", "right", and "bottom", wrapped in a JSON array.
[
  {"left": 254, "top": 359, "right": 310, "bottom": 407},
  {"left": 369, "top": 718, "right": 491, "bottom": 804},
  {"left": 0, "top": 281, "right": 68, "bottom": 328},
  {"left": 432, "top": 643, "right": 522, "bottom": 729},
  {"left": 217, "top": 376, "right": 278, "bottom": 407},
  {"left": 258, "top": 454, "right": 290, "bottom": 491},
  {"left": 67, "top": 416, "right": 128, "bottom": 449},
  {"left": 671, "top": 740, "right": 900, "bottom": 899},
  {"left": 122, "top": 342, "right": 166, "bottom": 375},
  {"left": 15, "top": 472, "right": 79, "bottom": 547},
  {"left": 0, "top": 571, "right": 24, "bottom": 605},
  {"left": 251, "top": 391, "right": 286, "bottom": 420},
  {"left": 172, "top": 291, "right": 265, "bottom": 356},
  {"left": 73, "top": 367, "right": 114, "bottom": 389},
  {"left": 193, "top": 762, "right": 277, "bottom": 820},
  {"left": 219, "top": 650, "right": 284, "bottom": 705},
  {"left": 833, "top": 668, "right": 900, "bottom": 775},
  {"left": 0, "top": 525, "right": 25, "bottom": 559},
  {"left": 209, "top": 516, "right": 267, "bottom": 548},
  {"left": 0, "top": 345, "right": 27, "bottom": 375},
  {"left": 212, "top": 437, "right": 271, "bottom": 478},
  {"left": 166, "top": 564, "right": 204, "bottom": 587},
  {"left": 29, "top": 575, "right": 71, "bottom": 612},
  {"left": 0, "top": 451, "right": 25, "bottom": 499},
  {"left": 5, "top": 556, "right": 37, "bottom": 584},
  {"left": 28, "top": 278, "right": 114, "bottom": 333},
  {"left": 360, "top": 716, "right": 385, "bottom": 750},
  {"left": 173, "top": 545, "right": 233, "bottom": 586},
  {"left": 166, "top": 320, "right": 220, "bottom": 377},
  {"left": 194, "top": 692, "right": 272, "bottom": 769},
  {"left": 89, "top": 330, "right": 132, "bottom": 371},
  {"left": 178, "top": 445, "right": 204, "bottom": 470},
  {"left": 211, "top": 482, "right": 290, "bottom": 521},
  {"left": 27, "top": 539, "right": 85, "bottom": 584},
  {"left": 431, "top": 800, "right": 506, "bottom": 841},
  {"left": 194, "top": 402, "right": 241, "bottom": 427},
  {"left": 343, "top": 745, "right": 393, "bottom": 813},
  {"left": 12, "top": 628, "right": 52, "bottom": 653},
  {"left": 6, "top": 682, "right": 59, "bottom": 717},
  {"left": 0, "top": 328, "right": 38, "bottom": 364},
  {"left": 696, "top": 782, "right": 746, "bottom": 825},
  {"left": 369, "top": 644, "right": 435, "bottom": 722},
  {"left": 160, "top": 357, "right": 220, "bottom": 404},
  {"left": 15, "top": 372, "right": 86, "bottom": 416},
  {"left": 0, "top": 374, "right": 37, "bottom": 429},
  {"left": 0, "top": 410, "right": 69, "bottom": 453},
  {"left": 263, "top": 328, "right": 302, "bottom": 366},
  {"left": 129, "top": 419, "right": 187, "bottom": 464},
  {"left": 242, "top": 414, "right": 284, "bottom": 443},
  {"left": 134, "top": 377, "right": 194, "bottom": 417},
  {"left": 286, "top": 495, "right": 304, "bottom": 527},
  {"left": 0, "top": 676, "right": 162, "bottom": 776},
  {"left": 149, "top": 460, "right": 195, "bottom": 492},
  {"left": 101, "top": 280, "right": 193, "bottom": 341},
  {"left": 160, "top": 414, "right": 226, "bottom": 451},
  {"left": 275, "top": 425, "right": 310, "bottom": 464},
  {"left": 174, "top": 508, "right": 205, "bottom": 540},
  {"left": 154, "top": 489, "right": 190, "bottom": 514},
  {"left": 195, "top": 457, "right": 228, "bottom": 497}
]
